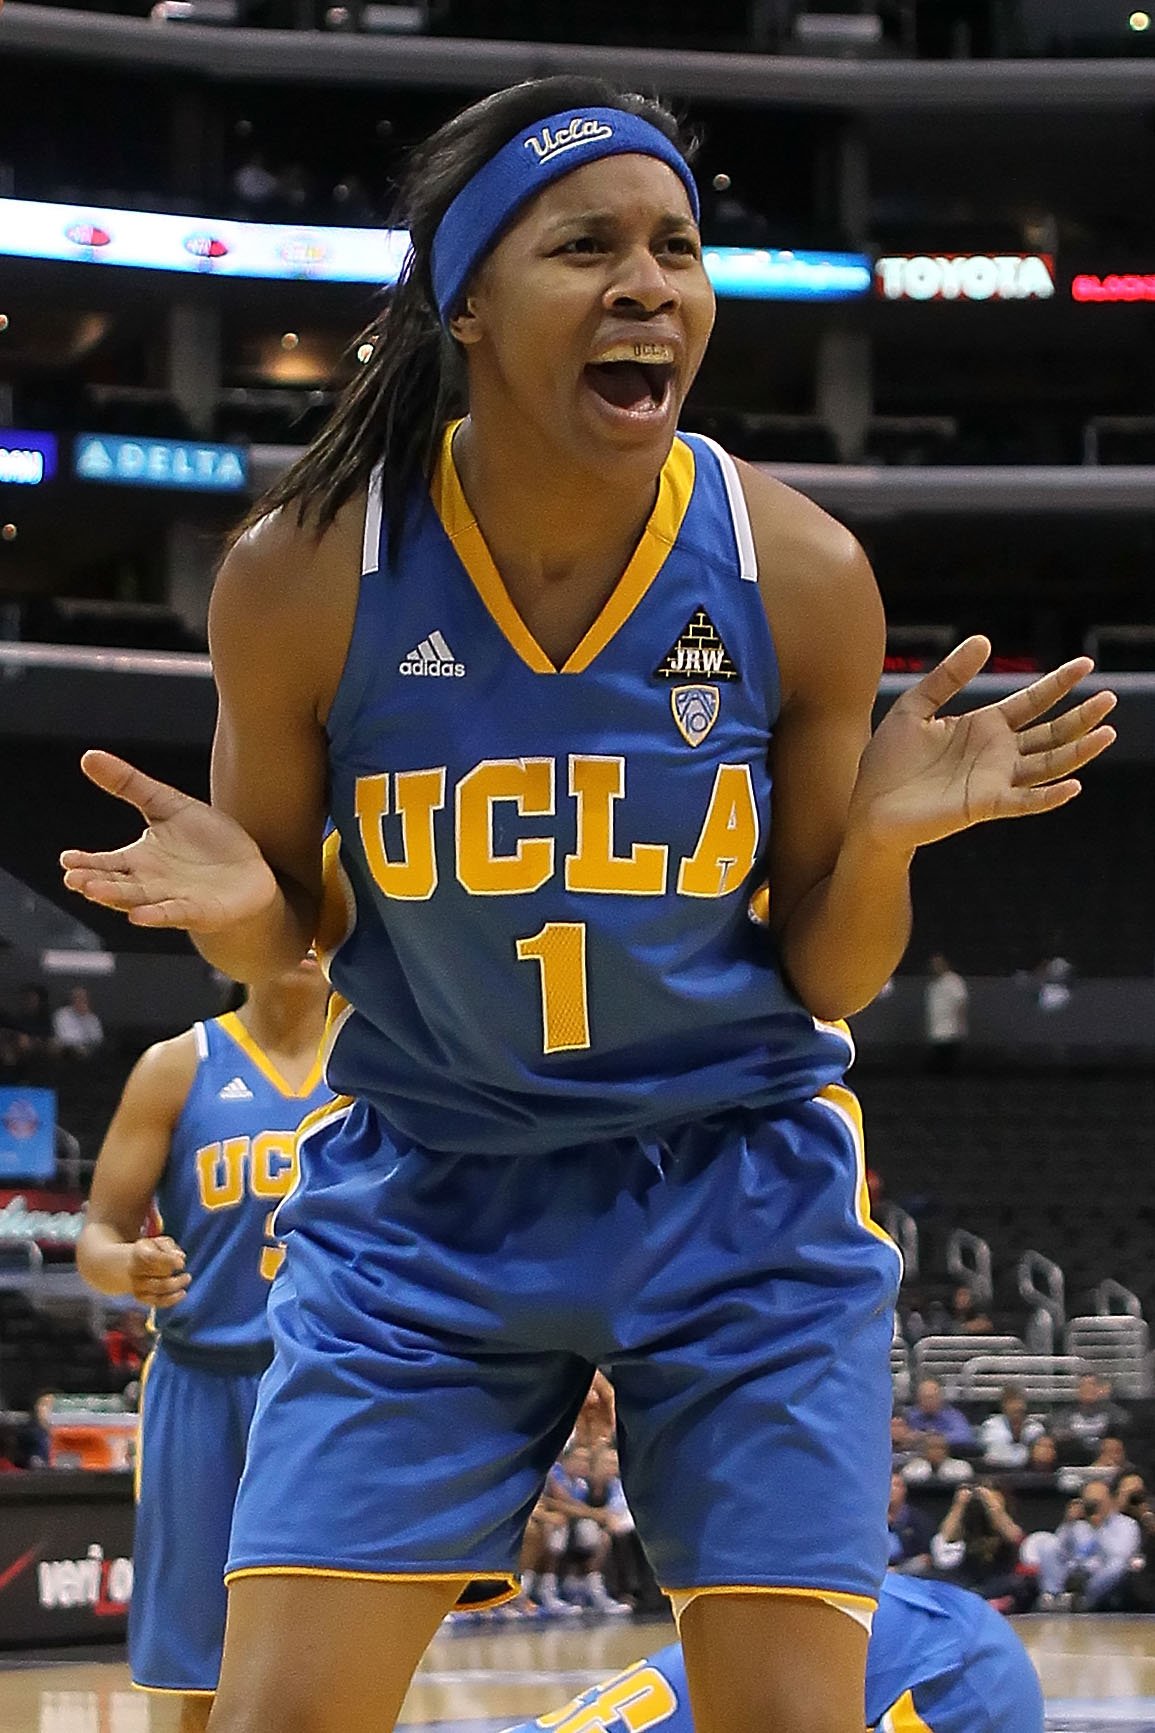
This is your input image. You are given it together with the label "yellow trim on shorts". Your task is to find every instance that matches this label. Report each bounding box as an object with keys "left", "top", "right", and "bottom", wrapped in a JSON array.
[
  {"left": 879, "top": 1690, "right": 933, "bottom": 1733},
  {"left": 133, "top": 1349, "right": 155, "bottom": 1504},
  {"left": 224, "top": 1565, "right": 520, "bottom": 1610},
  {"left": 816, "top": 1082, "right": 902, "bottom": 1264},
  {"left": 664, "top": 1583, "right": 877, "bottom": 1612},
  {"left": 131, "top": 1683, "right": 215, "bottom": 1698}
]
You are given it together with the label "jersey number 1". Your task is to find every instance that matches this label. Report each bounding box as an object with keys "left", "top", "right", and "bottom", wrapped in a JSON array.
[{"left": 516, "top": 922, "right": 591, "bottom": 1054}]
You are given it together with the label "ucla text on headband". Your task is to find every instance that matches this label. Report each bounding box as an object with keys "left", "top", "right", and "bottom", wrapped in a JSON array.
[{"left": 430, "top": 107, "right": 701, "bottom": 327}]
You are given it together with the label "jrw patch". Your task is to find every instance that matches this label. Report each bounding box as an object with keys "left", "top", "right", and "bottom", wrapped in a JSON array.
[{"left": 653, "top": 607, "right": 739, "bottom": 682}]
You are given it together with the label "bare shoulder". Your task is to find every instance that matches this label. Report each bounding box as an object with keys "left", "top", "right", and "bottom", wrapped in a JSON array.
[
  {"left": 115, "top": 1027, "right": 200, "bottom": 1119},
  {"left": 211, "top": 491, "right": 367, "bottom": 720},
  {"left": 732, "top": 457, "right": 883, "bottom": 708}
]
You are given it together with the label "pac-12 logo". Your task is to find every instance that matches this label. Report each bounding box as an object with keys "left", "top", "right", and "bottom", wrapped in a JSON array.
[{"left": 525, "top": 118, "right": 614, "bottom": 166}]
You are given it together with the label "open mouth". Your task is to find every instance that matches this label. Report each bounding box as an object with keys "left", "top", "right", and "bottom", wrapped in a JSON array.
[{"left": 583, "top": 343, "right": 676, "bottom": 417}]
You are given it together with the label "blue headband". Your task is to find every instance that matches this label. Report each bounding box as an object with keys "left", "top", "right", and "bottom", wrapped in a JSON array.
[{"left": 430, "top": 106, "right": 700, "bottom": 325}]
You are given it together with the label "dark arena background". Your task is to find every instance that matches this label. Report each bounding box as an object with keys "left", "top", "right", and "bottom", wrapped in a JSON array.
[{"left": 1, "top": 0, "right": 1154, "bottom": 1726}]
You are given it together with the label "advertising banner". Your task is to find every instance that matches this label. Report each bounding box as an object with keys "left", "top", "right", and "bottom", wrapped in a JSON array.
[
  {"left": 74, "top": 434, "right": 249, "bottom": 494},
  {"left": 0, "top": 1186, "right": 84, "bottom": 1250},
  {"left": 0, "top": 1089, "right": 57, "bottom": 1183},
  {"left": 875, "top": 254, "right": 1055, "bottom": 302},
  {"left": 1072, "top": 271, "right": 1155, "bottom": 303},
  {"left": 0, "top": 1476, "right": 133, "bottom": 1647},
  {"left": 0, "top": 197, "right": 872, "bottom": 302},
  {"left": 0, "top": 431, "right": 57, "bottom": 487}
]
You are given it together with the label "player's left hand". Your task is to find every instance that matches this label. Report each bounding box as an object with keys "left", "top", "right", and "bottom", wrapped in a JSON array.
[{"left": 848, "top": 640, "right": 1117, "bottom": 854}]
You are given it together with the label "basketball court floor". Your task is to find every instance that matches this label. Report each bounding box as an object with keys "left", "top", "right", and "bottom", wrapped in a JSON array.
[{"left": 2, "top": 1613, "right": 1154, "bottom": 1732}]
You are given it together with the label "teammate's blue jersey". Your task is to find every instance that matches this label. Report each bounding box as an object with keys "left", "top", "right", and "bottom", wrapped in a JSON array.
[
  {"left": 154, "top": 1014, "right": 329, "bottom": 1353},
  {"left": 319, "top": 424, "right": 852, "bottom": 1157},
  {"left": 509, "top": 1576, "right": 1044, "bottom": 1733}
]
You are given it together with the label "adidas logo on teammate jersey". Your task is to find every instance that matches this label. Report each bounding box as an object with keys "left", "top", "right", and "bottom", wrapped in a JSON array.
[
  {"left": 653, "top": 607, "right": 740, "bottom": 682},
  {"left": 399, "top": 630, "right": 466, "bottom": 678},
  {"left": 218, "top": 1076, "right": 254, "bottom": 1101}
]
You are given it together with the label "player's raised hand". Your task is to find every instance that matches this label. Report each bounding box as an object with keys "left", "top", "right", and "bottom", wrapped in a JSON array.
[
  {"left": 61, "top": 750, "right": 278, "bottom": 932},
  {"left": 127, "top": 1235, "right": 190, "bottom": 1308},
  {"left": 848, "top": 640, "right": 1117, "bottom": 855}
]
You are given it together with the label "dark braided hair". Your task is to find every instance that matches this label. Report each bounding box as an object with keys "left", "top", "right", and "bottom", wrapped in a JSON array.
[{"left": 233, "top": 77, "right": 695, "bottom": 557}]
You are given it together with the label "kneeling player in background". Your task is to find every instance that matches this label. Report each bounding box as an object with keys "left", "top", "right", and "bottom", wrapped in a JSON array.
[{"left": 508, "top": 1572, "right": 1044, "bottom": 1733}]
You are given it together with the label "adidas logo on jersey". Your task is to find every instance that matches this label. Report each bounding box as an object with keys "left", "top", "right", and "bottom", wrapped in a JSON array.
[
  {"left": 399, "top": 630, "right": 466, "bottom": 678},
  {"left": 218, "top": 1076, "right": 254, "bottom": 1101},
  {"left": 653, "top": 607, "right": 740, "bottom": 682}
]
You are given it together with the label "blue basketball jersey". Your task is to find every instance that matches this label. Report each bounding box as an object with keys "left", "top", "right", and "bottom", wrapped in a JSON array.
[
  {"left": 508, "top": 1577, "right": 1043, "bottom": 1733},
  {"left": 154, "top": 1014, "right": 329, "bottom": 1353},
  {"left": 318, "top": 424, "right": 851, "bottom": 1157}
]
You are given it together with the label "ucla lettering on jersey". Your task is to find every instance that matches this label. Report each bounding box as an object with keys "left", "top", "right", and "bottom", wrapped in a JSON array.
[
  {"left": 318, "top": 425, "right": 853, "bottom": 1157},
  {"left": 154, "top": 1014, "right": 330, "bottom": 1352}
]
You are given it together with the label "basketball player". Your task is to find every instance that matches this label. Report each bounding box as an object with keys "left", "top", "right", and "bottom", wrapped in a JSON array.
[
  {"left": 76, "top": 959, "right": 330, "bottom": 1730},
  {"left": 507, "top": 1573, "right": 1045, "bottom": 1733},
  {"left": 62, "top": 76, "right": 1115, "bottom": 1733}
]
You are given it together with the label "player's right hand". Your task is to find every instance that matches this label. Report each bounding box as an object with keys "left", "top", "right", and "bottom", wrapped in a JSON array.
[
  {"left": 126, "top": 1235, "right": 191, "bottom": 1308},
  {"left": 61, "top": 750, "right": 278, "bottom": 932}
]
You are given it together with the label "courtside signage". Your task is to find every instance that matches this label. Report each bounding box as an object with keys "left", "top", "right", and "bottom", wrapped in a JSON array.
[
  {"left": 875, "top": 254, "right": 1055, "bottom": 302},
  {"left": 1073, "top": 272, "right": 1155, "bottom": 303},
  {"left": 0, "top": 198, "right": 870, "bottom": 300},
  {"left": 74, "top": 434, "right": 249, "bottom": 492},
  {"left": 0, "top": 430, "right": 57, "bottom": 486}
]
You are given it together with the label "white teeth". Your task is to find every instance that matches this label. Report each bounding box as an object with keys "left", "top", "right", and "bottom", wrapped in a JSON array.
[{"left": 591, "top": 342, "right": 676, "bottom": 365}]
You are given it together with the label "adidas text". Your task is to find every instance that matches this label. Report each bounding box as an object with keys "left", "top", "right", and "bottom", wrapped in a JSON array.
[{"left": 524, "top": 118, "right": 614, "bottom": 166}]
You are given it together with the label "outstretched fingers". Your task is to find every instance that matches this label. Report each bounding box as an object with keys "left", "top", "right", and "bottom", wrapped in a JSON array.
[
  {"left": 997, "top": 658, "right": 1096, "bottom": 730},
  {"left": 1016, "top": 689, "right": 1117, "bottom": 757},
  {"left": 902, "top": 636, "right": 993, "bottom": 720},
  {"left": 1014, "top": 724, "right": 1117, "bottom": 789},
  {"left": 79, "top": 749, "right": 193, "bottom": 825}
]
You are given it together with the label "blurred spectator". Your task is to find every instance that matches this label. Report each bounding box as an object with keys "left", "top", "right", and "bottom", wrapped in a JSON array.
[
  {"left": 19, "top": 1391, "right": 54, "bottom": 1468},
  {"left": 905, "top": 1378, "right": 974, "bottom": 1448},
  {"left": 978, "top": 1384, "right": 1046, "bottom": 1468},
  {"left": 52, "top": 985, "right": 104, "bottom": 1058},
  {"left": 1035, "top": 954, "right": 1074, "bottom": 1013},
  {"left": 1054, "top": 1375, "right": 1131, "bottom": 1455},
  {"left": 888, "top": 1470, "right": 934, "bottom": 1573},
  {"left": 1116, "top": 1474, "right": 1155, "bottom": 1611},
  {"left": 924, "top": 953, "right": 968, "bottom": 1073},
  {"left": 891, "top": 1410, "right": 919, "bottom": 1468},
  {"left": 1035, "top": 1478, "right": 1141, "bottom": 1611},
  {"left": 519, "top": 1496, "right": 577, "bottom": 1617},
  {"left": 570, "top": 1368, "right": 615, "bottom": 1452},
  {"left": 1025, "top": 1435, "right": 1060, "bottom": 1476},
  {"left": 947, "top": 1283, "right": 994, "bottom": 1336},
  {"left": 903, "top": 1430, "right": 975, "bottom": 1488},
  {"left": 545, "top": 1444, "right": 631, "bottom": 1614},
  {"left": 232, "top": 150, "right": 280, "bottom": 211},
  {"left": 583, "top": 1443, "right": 640, "bottom": 1608},
  {"left": 1058, "top": 1435, "right": 1133, "bottom": 1493},
  {"left": 0, "top": 982, "right": 55, "bottom": 1074},
  {"left": 930, "top": 1482, "right": 1028, "bottom": 1608}
]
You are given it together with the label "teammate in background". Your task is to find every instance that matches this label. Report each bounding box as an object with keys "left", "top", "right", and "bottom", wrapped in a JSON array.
[
  {"left": 62, "top": 74, "right": 1115, "bottom": 1733},
  {"left": 76, "top": 959, "right": 330, "bottom": 1731},
  {"left": 508, "top": 1573, "right": 1045, "bottom": 1733}
]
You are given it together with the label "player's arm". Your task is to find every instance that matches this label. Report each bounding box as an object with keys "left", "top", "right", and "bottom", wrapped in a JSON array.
[
  {"left": 743, "top": 466, "right": 909, "bottom": 1020},
  {"left": 201, "top": 506, "right": 354, "bottom": 981},
  {"left": 62, "top": 502, "right": 360, "bottom": 983},
  {"left": 77, "top": 1032, "right": 198, "bottom": 1305},
  {"left": 743, "top": 462, "right": 1114, "bottom": 1020}
]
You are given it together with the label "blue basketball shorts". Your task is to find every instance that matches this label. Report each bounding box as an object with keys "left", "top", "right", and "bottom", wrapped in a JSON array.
[
  {"left": 226, "top": 1086, "right": 901, "bottom": 1611},
  {"left": 131, "top": 1345, "right": 265, "bottom": 1694}
]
